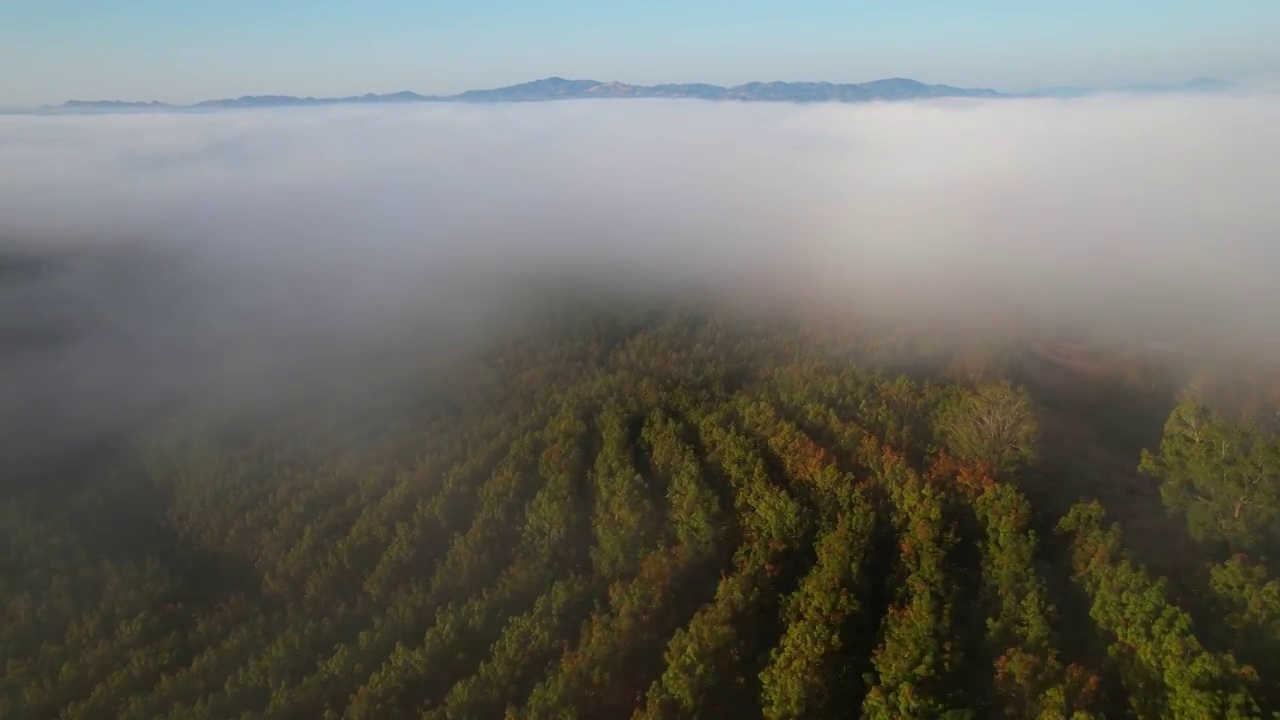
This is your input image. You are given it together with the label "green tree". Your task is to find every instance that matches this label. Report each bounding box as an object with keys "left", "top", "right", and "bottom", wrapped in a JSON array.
[
  {"left": 1140, "top": 401, "right": 1280, "bottom": 556},
  {"left": 758, "top": 490, "right": 875, "bottom": 719},
  {"left": 937, "top": 381, "right": 1038, "bottom": 477},
  {"left": 1206, "top": 556, "right": 1280, "bottom": 712},
  {"left": 1057, "top": 502, "right": 1262, "bottom": 720},
  {"left": 975, "top": 483, "right": 1100, "bottom": 719},
  {"left": 862, "top": 463, "right": 963, "bottom": 720}
]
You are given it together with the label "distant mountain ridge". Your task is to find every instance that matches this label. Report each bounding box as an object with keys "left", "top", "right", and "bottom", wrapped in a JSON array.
[
  {"left": 448, "top": 76, "right": 1003, "bottom": 103},
  {"left": 40, "top": 76, "right": 1231, "bottom": 112},
  {"left": 46, "top": 77, "right": 1001, "bottom": 112}
]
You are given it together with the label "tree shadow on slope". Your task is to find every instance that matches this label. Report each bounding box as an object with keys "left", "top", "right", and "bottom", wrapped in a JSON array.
[{"left": 1015, "top": 352, "right": 1200, "bottom": 594}]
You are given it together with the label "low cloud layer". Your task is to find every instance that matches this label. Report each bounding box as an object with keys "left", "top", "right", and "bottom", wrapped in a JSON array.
[{"left": 2, "top": 94, "right": 1280, "bottom": 463}]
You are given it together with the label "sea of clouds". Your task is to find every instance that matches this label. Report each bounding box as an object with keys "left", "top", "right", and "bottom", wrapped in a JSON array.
[{"left": 2, "top": 92, "right": 1279, "bottom": 457}]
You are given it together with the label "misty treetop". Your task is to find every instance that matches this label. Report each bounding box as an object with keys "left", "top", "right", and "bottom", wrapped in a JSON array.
[
  {"left": 1140, "top": 401, "right": 1280, "bottom": 559},
  {"left": 2, "top": 302, "right": 1279, "bottom": 720}
]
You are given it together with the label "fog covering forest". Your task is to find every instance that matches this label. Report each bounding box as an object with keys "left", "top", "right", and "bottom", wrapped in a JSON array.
[{"left": 2, "top": 94, "right": 1280, "bottom": 719}]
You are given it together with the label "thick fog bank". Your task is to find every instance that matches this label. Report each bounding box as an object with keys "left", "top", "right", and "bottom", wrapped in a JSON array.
[{"left": 2, "top": 93, "right": 1279, "bottom": 466}]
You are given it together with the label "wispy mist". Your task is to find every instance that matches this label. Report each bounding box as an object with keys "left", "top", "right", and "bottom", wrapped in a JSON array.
[{"left": 2, "top": 93, "right": 1279, "bottom": 464}]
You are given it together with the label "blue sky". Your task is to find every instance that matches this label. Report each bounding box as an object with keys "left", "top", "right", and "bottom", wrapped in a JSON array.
[{"left": 1, "top": 0, "right": 1277, "bottom": 105}]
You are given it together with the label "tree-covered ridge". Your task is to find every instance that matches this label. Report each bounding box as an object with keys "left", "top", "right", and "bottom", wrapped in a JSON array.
[{"left": 1, "top": 307, "right": 1277, "bottom": 719}]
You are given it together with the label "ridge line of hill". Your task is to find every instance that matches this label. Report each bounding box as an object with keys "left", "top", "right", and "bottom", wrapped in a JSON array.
[{"left": 37, "top": 75, "right": 1230, "bottom": 113}]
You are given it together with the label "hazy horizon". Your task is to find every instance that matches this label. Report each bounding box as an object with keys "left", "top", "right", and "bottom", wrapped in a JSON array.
[
  {"left": 4, "top": 1, "right": 1277, "bottom": 107},
  {"left": 4, "top": 71, "right": 1273, "bottom": 111}
]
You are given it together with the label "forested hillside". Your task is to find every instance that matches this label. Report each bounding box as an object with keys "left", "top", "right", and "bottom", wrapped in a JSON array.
[{"left": 2, "top": 303, "right": 1278, "bottom": 719}]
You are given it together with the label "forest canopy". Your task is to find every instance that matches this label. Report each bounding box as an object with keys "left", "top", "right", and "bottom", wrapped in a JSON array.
[{"left": 2, "top": 294, "right": 1278, "bottom": 720}]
